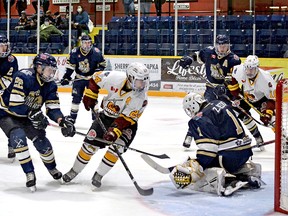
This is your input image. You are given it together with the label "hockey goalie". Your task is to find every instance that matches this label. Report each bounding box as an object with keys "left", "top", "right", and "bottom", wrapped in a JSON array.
[{"left": 169, "top": 92, "right": 263, "bottom": 196}]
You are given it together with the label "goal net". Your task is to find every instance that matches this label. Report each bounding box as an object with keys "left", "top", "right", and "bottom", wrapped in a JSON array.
[{"left": 275, "top": 78, "right": 288, "bottom": 214}]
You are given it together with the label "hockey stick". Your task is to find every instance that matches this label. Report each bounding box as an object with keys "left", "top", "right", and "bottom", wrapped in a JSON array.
[
  {"left": 48, "top": 122, "right": 169, "bottom": 159},
  {"left": 141, "top": 139, "right": 275, "bottom": 174},
  {"left": 92, "top": 109, "right": 154, "bottom": 196}
]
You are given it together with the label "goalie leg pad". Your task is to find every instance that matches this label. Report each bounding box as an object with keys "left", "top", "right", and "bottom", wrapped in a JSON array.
[
  {"left": 192, "top": 167, "right": 226, "bottom": 196},
  {"left": 169, "top": 159, "right": 204, "bottom": 189}
]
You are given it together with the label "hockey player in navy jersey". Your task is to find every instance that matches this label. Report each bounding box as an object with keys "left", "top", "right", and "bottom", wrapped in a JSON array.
[
  {"left": 0, "top": 34, "right": 19, "bottom": 161},
  {"left": 179, "top": 35, "right": 264, "bottom": 149},
  {"left": 62, "top": 62, "right": 149, "bottom": 190},
  {"left": 0, "top": 53, "right": 75, "bottom": 192},
  {"left": 170, "top": 92, "right": 262, "bottom": 196},
  {"left": 60, "top": 35, "right": 107, "bottom": 124}
]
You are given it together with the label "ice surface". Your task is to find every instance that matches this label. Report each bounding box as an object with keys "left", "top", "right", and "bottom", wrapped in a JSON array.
[{"left": 0, "top": 93, "right": 284, "bottom": 216}]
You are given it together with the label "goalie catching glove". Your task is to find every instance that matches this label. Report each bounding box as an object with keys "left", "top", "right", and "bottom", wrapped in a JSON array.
[
  {"left": 83, "top": 78, "right": 99, "bottom": 111},
  {"left": 169, "top": 159, "right": 205, "bottom": 189},
  {"left": 28, "top": 109, "right": 49, "bottom": 130},
  {"left": 59, "top": 116, "right": 76, "bottom": 137}
]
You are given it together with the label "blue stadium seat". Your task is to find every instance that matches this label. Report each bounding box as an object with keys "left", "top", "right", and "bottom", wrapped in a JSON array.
[
  {"left": 49, "top": 43, "right": 64, "bottom": 54},
  {"left": 144, "top": 16, "right": 159, "bottom": 29},
  {"left": 226, "top": 15, "right": 241, "bottom": 29},
  {"left": 232, "top": 44, "right": 249, "bottom": 57},
  {"left": 119, "top": 43, "right": 136, "bottom": 55},
  {"left": 159, "top": 29, "right": 173, "bottom": 43},
  {"left": 197, "top": 16, "right": 213, "bottom": 29},
  {"left": 107, "top": 43, "right": 121, "bottom": 55},
  {"left": 119, "top": 29, "right": 136, "bottom": 43},
  {"left": 259, "top": 29, "right": 275, "bottom": 44},
  {"left": 159, "top": 43, "right": 174, "bottom": 56},
  {"left": 187, "top": 44, "right": 200, "bottom": 54},
  {"left": 177, "top": 43, "right": 188, "bottom": 56},
  {"left": 158, "top": 16, "right": 173, "bottom": 29},
  {"left": 108, "top": 16, "right": 123, "bottom": 30},
  {"left": 265, "top": 44, "right": 281, "bottom": 58},
  {"left": 183, "top": 29, "right": 199, "bottom": 44},
  {"left": 145, "top": 43, "right": 159, "bottom": 56},
  {"left": 184, "top": 16, "right": 198, "bottom": 29},
  {"left": 50, "top": 34, "right": 62, "bottom": 43},
  {"left": 255, "top": 15, "right": 270, "bottom": 29},
  {"left": 198, "top": 29, "right": 213, "bottom": 44},
  {"left": 273, "top": 29, "right": 288, "bottom": 44},
  {"left": 216, "top": 15, "right": 226, "bottom": 29},
  {"left": 144, "top": 29, "right": 160, "bottom": 43},
  {"left": 252, "top": 44, "right": 265, "bottom": 56},
  {"left": 229, "top": 29, "right": 245, "bottom": 44},
  {"left": 106, "top": 29, "right": 119, "bottom": 43},
  {"left": 270, "top": 14, "right": 286, "bottom": 29},
  {"left": 240, "top": 15, "right": 254, "bottom": 29}
]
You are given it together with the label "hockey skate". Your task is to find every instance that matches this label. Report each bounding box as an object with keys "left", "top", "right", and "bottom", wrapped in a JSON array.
[
  {"left": 48, "top": 168, "right": 62, "bottom": 181},
  {"left": 222, "top": 180, "right": 248, "bottom": 196},
  {"left": 26, "top": 172, "right": 36, "bottom": 192},
  {"left": 91, "top": 172, "right": 103, "bottom": 189},
  {"left": 7, "top": 146, "right": 15, "bottom": 163},
  {"left": 62, "top": 168, "right": 78, "bottom": 183}
]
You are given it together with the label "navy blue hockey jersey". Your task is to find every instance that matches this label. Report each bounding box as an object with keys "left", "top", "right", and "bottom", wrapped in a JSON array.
[
  {"left": 0, "top": 68, "right": 63, "bottom": 122},
  {"left": 0, "top": 54, "right": 19, "bottom": 90}
]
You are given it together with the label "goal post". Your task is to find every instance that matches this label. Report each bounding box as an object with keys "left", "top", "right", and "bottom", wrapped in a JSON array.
[{"left": 275, "top": 78, "right": 288, "bottom": 214}]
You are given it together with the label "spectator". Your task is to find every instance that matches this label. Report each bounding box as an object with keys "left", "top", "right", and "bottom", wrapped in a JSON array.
[
  {"left": 123, "top": 0, "right": 135, "bottom": 16},
  {"left": 2, "top": 0, "right": 15, "bottom": 15},
  {"left": 15, "top": 10, "right": 28, "bottom": 30},
  {"left": 140, "top": 0, "right": 152, "bottom": 16},
  {"left": 32, "top": 0, "right": 49, "bottom": 14},
  {"left": 154, "top": 0, "right": 166, "bottom": 16},
  {"left": 44, "top": 10, "right": 55, "bottom": 24},
  {"left": 72, "top": 5, "right": 89, "bottom": 38},
  {"left": 28, "top": 18, "right": 63, "bottom": 42},
  {"left": 53, "top": 11, "right": 65, "bottom": 29},
  {"left": 15, "top": 0, "right": 27, "bottom": 17}
]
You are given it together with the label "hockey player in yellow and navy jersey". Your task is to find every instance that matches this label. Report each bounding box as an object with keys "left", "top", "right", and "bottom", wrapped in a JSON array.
[
  {"left": 0, "top": 53, "right": 75, "bottom": 192},
  {"left": 179, "top": 35, "right": 264, "bottom": 149},
  {"left": 60, "top": 35, "right": 106, "bottom": 124},
  {"left": 170, "top": 92, "right": 262, "bottom": 196},
  {"left": 0, "top": 34, "right": 19, "bottom": 161},
  {"left": 62, "top": 62, "right": 149, "bottom": 190}
]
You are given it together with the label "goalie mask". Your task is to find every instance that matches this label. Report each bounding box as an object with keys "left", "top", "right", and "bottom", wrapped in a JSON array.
[
  {"left": 183, "top": 92, "right": 205, "bottom": 118},
  {"left": 80, "top": 35, "right": 92, "bottom": 53},
  {"left": 215, "top": 34, "right": 230, "bottom": 58},
  {"left": 244, "top": 55, "right": 259, "bottom": 79},
  {"left": 33, "top": 53, "right": 57, "bottom": 82},
  {"left": 0, "top": 34, "right": 11, "bottom": 58},
  {"left": 126, "top": 62, "right": 150, "bottom": 92}
]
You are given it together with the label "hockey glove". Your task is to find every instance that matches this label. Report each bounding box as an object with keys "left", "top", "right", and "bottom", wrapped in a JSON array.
[
  {"left": 260, "top": 109, "right": 273, "bottom": 126},
  {"left": 28, "top": 110, "right": 49, "bottom": 130},
  {"left": 59, "top": 116, "right": 76, "bottom": 137},
  {"left": 103, "top": 127, "right": 122, "bottom": 142},
  {"left": 60, "top": 77, "right": 71, "bottom": 86},
  {"left": 179, "top": 56, "right": 193, "bottom": 69},
  {"left": 83, "top": 79, "right": 99, "bottom": 111},
  {"left": 213, "top": 84, "right": 226, "bottom": 96}
]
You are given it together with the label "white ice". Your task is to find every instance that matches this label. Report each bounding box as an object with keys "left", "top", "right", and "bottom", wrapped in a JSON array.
[{"left": 0, "top": 93, "right": 285, "bottom": 216}]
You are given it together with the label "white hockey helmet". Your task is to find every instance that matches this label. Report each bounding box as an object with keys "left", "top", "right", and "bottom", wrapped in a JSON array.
[
  {"left": 183, "top": 92, "right": 205, "bottom": 118},
  {"left": 244, "top": 55, "right": 259, "bottom": 79},
  {"left": 126, "top": 62, "right": 149, "bottom": 91}
]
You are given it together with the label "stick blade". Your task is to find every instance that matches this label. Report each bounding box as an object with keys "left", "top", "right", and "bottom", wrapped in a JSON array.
[
  {"left": 134, "top": 183, "right": 154, "bottom": 196},
  {"left": 141, "top": 154, "right": 171, "bottom": 174}
]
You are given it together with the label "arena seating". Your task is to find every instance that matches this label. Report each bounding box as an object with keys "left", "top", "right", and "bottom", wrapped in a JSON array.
[{"left": 95, "top": 14, "right": 288, "bottom": 57}]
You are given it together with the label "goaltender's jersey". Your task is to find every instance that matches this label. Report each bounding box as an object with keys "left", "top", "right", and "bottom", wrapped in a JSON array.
[
  {"left": 232, "top": 64, "right": 276, "bottom": 103},
  {"left": 198, "top": 46, "right": 241, "bottom": 86},
  {"left": 186, "top": 100, "right": 251, "bottom": 158},
  {"left": 65, "top": 46, "right": 106, "bottom": 79},
  {"left": 93, "top": 71, "right": 148, "bottom": 123},
  {"left": 0, "top": 54, "right": 19, "bottom": 90},
  {"left": 0, "top": 68, "right": 63, "bottom": 122}
]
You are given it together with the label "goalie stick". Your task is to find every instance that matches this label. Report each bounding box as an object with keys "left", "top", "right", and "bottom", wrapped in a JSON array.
[
  {"left": 141, "top": 139, "right": 275, "bottom": 174},
  {"left": 92, "top": 109, "right": 154, "bottom": 196}
]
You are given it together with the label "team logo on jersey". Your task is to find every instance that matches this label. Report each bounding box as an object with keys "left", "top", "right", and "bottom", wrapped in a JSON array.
[
  {"left": 129, "top": 110, "right": 140, "bottom": 118},
  {"left": 211, "top": 54, "right": 216, "bottom": 59},
  {"left": 106, "top": 101, "right": 120, "bottom": 114},
  {"left": 79, "top": 59, "right": 90, "bottom": 73},
  {"left": 8, "top": 55, "right": 14, "bottom": 62},
  {"left": 87, "top": 129, "right": 97, "bottom": 140},
  {"left": 25, "top": 90, "right": 43, "bottom": 110}
]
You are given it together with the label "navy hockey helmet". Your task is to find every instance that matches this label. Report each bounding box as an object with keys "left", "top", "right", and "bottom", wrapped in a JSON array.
[
  {"left": 33, "top": 53, "right": 57, "bottom": 82},
  {"left": 80, "top": 35, "right": 92, "bottom": 53},
  {"left": 215, "top": 34, "right": 231, "bottom": 58},
  {"left": 0, "top": 34, "right": 11, "bottom": 58}
]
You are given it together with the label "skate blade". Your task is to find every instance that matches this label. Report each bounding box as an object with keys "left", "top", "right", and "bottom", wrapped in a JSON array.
[
  {"left": 223, "top": 181, "right": 248, "bottom": 196},
  {"left": 28, "top": 186, "right": 37, "bottom": 193}
]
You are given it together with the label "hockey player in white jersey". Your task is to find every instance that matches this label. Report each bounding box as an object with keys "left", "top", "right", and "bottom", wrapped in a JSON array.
[
  {"left": 228, "top": 55, "right": 276, "bottom": 129},
  {"left": 62, "top": 62, "right": 150, "bottom": 189},
  {"left": 170, "top": 92, "right": 262, "bottom": 196}
]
